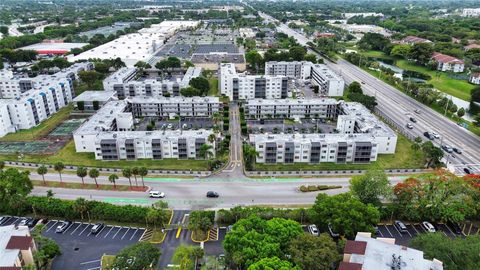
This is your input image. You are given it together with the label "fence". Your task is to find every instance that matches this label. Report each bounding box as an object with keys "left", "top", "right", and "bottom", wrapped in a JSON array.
[{"left": 245, "top": 168, "right": 427, "bottom": 177}]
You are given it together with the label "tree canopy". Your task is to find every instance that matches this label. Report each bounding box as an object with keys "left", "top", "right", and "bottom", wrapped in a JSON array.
[
  {"left": 288, "top": 233, "right": 340, "bottom": 270},
  {"left": 112, "top": 242, "right": 161, "bottom": 270},
  {"left": 350, "top": 169, "right": 391, "bottom": 206}
]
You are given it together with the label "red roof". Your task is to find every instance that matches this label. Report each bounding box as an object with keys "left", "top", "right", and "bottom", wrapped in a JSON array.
[
  {"left": 471, "top": 73, "right": 480, "bottom": 78},
  {"left": 0, "top": 267, "right": 21, "bottom": 270},
  {"left": 344, "top": 240, "right": 367, "bottom": 255},
  {"left": 338, "top": 262, "right": 363, "bottom": 270},
  {"left": 35, "top": 49, "right": 69, "bottom": 55},
  {"left": 6, "top": 236, "right": 33, "bottom": 250},
  {"left": 317, "top": 33, "right": 335, "bottom": 38},
  {"left": 432, "top": 52, "right": 464, "bottom": 64}
]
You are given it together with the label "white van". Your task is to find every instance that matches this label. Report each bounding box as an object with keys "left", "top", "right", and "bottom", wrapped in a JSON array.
[{"left": 149, "top": 191, "right": 165, "bottom": 198}]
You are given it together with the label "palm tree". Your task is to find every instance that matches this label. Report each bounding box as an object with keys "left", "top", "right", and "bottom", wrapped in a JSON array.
[
  {"left": 73, "top": 198, "right": 89, "bottom": 220},
  {"left": 54, "top": 162, "right": 65, "bottom": 183},
  {"left": 0, "top": 161, "right": 4, "bottom": 170},
  {"left": 199, "top": 144, "right": 214, "bottom": 160},
  {"left": 76, "top": 166, "right": 88, "bottom": 185},
  {"left": 138, "top": 167, "right": 148, "bottom": 188},
  {"left": 122, "top": 168, "right": 132, "bottom": 188},
  {"left": 131, "top": 167, "right": 139, "bottom": 186},
  {"left": 108, "top": 174, "right": 119, "bottom": 189},
  {"left": 411, "top": 136, "right": 422, "bottom": 152},
  {"left": 208, "top": 134, "right": 216, "bottom": 146},
  {"left": 37, "top": 165, "right": 48, "bottom": 185},
  {"left": 243, "top": 144, "right": 259, "bottom": 171},
  {"left": 89, "top": 168, "right": 100, "bottom": 188}
]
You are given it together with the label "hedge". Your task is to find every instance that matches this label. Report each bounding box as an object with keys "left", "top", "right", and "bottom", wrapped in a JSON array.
[
  {"left": 298, "top": 185, "right": 342, "bottom": 192},
  {"left": 403, "top": 69, "right": 432, "bottom": 81},
  {"left": 217, "top": 206, "right": 312, "bottom": 225}
]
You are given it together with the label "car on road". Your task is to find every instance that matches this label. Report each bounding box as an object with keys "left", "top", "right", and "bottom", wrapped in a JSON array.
[
  {"left": 361, "top": 81, "right": 365, "bottom": 84},
  {"left": 463, "top": 167, "right": 472, "bottom": 174},
  {"left": 446, "top": 221, "right": 463, "bottom": 235},
  {"left": 308, "top": 224, "right": 319, "bottom": 236},
  {"left": 422, "top": 222, "right": 436, "bottom": 233},
  {"left": 149, "top": 191, "right": 165, "bottom": 198},
  {"left": 409, "top": 117, "right": 417, "bottom": 123},
  {"left": 167, "top": 123, "right": 173, "bottom": 129},
  {"left": 442, "top": 145, "right": 453, "bottom": 153},
  {"left": 414, "top": 109, "right": 421, "bottom": 114},
  {"left": 0, "top": 216, "right": 11, "bottom": 225},
  {"left": 55, "top": 221, "right": 72, "bottom": 233},
  {"left": 432, "top": 132, "right": 440, "bottom": 139},
  {"left": 206, "top": 191, "right": 219, "bottom": 198},
  {"left": 328, "top": 223, "right": 339, "bottom": 239},
  {"left": 91, "top": 222, "right": 104, "bottom": 234},
  {"left": 453, "top": 147, "right": 462, "bottom": 154},
  {"left": 406, "top": 123, "right": 414, "bottom": 129},
  {"left": 423, "top": 132, "right": 433, "bottom": 140},
  {"left": 394, "top": 220, "right": 408, "bottom": 233}
]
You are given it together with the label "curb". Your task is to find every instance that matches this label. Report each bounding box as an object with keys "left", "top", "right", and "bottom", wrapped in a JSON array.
[{"left": 191, "top": 230, "right": 210, "bottom": 243}]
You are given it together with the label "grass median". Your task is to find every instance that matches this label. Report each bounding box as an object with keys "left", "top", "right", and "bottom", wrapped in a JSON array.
[{"left": 31, "top": 180, "right": 147, "bottom": 192}]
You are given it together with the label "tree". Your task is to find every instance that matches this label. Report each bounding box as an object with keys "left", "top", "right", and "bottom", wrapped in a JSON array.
[
  {"left": 243, "top": 144, "right": 259, "bottom": 171},
  {"left": 184, "top": 60, "right": 195, "bottom": 68},
  {"left": 411, "top": 136, "right": 423, "bottom": 152},
  {"left": 0, "top": 26, "right": 8, "bottom": 36},
  {"left": 37, "top": 165, "right": 48, "bottom": 185},
  {"left": 457, "top": 107, "right": 465, "bottom": 118},
  {"left": 112, "top": 242, "right": 161, "bottom": 270},
  {"left": 109, "top": 174, "right": 118, "bottom": 189},
  {"left": 410, "top": 233, "right": 480, "bottom": 270},
  {"left": 245, "top": 50, "right": 263, "bottom": 72},
  {"left": 78, "top": 70, "right": 100, "bottom": 88},
  {"left": 122, "top": 168, "right": 132, "bottom": 187},
  {"left": 310, "top": 193, "right": 380, "bottom": 238},
  {"left": 409, "top": 43, "right": 434, "bottom": 65},
  {"left": 172, "top": 245, "right": 202, "bottom": 270},
  {"left": 303, "top": 53, "right": 317, "bottom": 63},
  {"left": 189, "top": 77, "right": 210, "bottom": 95},
  {"left": 349, "top": 169, "right": 391, "bottom": 206},
  {"left": 288, "top": 233, "right": 340, "bottom": 270},
  {"left": 358, "top": 33, "right": 390, "bottom": 51},
  {"left": 180, "top": 86, "right": 201, "bottom": 97},
  {"left": 131, "top": 167, "right": 139, "bottom": 186},
  {"left": 289, "top": 46, "right": 307, "bottom": 61},
  {"left": 138, "top": 167, "right": 147, "bottom": 188},
  {"left": 390, "top": 44, "right": 412, "bottom": 58},
  {"left": 76, "top": 166, "right": 87, "bottom": 185},
  {"left": 421, "top": 141, "right": 444, "bottom": 168},
  {"left": 134, "top": 61, "right": 151, "bottom": 71},
  {"left": 0, "top": 168, "right": 32, "bottom": 212},
  {"left": 34, "top": 232, "right": 61, "bottom": 269},
  {"left": 53, "top": 162, "right": 64, "bottom": 183},
  {"left": 199, "top": 144, "right": 214, "bottom": 160},
  {"left": 73, "top": 197, "right": 89, "bottom": 220},
  {"left": 248, "top": 257, "right": 299, "bottom": 270},
  {"left": 347, "top": 81, "right": 363, "bottom": 94},
  {"left": 88, "top": 168, "right": 100, "bottom": 188}
]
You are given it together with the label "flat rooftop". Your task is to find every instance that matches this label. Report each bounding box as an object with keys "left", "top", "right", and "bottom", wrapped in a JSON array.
[
  {"left": 74, "top": 101, "right": 129, "bottom": 135},
  {"left": 246, "top": 98, "right": 337, "bottom": 106},
  {"left": 96, "top": 129, "right": 212, "bottom": 141},
  {"left": 126, "top": 96, "right": 220, "bottom": 104},
  {"left": 73, "top": 91, "right": 117, "bottom": 102},
  {"left": 20, "top": 42, "right": 89, "bottom": 52}
]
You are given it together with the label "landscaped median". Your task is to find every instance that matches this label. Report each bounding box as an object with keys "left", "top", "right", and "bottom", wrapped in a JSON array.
[
  {"left": 298, "top": 185, "right": 342, "bottom": 192},
  {"left": 31, "top": 180, "right": 148, "bottom": 192},
  {"left": 188, "top": 210, "right": 215, "bottom": 243}
]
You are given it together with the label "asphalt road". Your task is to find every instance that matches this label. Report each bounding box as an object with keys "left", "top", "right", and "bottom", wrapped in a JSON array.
[{"left": 258, "top": 12, "right": 480, "bottom": 173}]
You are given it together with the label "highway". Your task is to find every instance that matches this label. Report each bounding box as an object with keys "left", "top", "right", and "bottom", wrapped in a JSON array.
[{"left": 259, "top": 12, "right": 480, "bottom": 174}]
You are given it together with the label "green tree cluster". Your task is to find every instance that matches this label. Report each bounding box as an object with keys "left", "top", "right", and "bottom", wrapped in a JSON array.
[{"left": 112, "top": 242, "right": 161, "bottom": 270}]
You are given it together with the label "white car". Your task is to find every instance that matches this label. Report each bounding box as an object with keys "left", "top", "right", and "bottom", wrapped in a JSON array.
[
  {"left": 422, "top": 221, "right": 436, "bottom": 233},
  {"left": 149, "top": 191, "right": 165, "bottom": 198},
  {"left": 432, "top": 132, "right": 440, "bottom": 139},
  {"left": 308, "top": 224, "right": 319, "bottom": 236},
  {"left": 167, "top": 124, "right": 173, "bottom": 129}
]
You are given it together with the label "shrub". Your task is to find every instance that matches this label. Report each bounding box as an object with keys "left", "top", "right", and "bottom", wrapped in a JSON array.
[{"left": 298, "top": 185, "right": 342, "bottom": 192}]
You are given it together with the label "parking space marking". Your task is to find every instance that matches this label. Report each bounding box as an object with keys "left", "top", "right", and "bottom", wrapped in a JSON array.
[
  {"left": 404, "top": 227, "right": 412, "bottom": 237},
  {"left": 80, "top": 259, "right": 101, "bottom": 265},
  {"left": 70, "top": 223, "right": 82, "bottom": 235},
  {"left": 112, "top": 227, "right": 124, "bottom": 239},
  {"left": 45, "top": 221, "right": 58, "bottom": 232},
  {"left": 95, "top": 226, "right": 107, "bottom": 238},
  {"left": 121, "top": 227, "right": 131, "bottom": 240},
  {"left": 78, "top": 224, "right": 91, "bottom": 236},
  {"left": 62, "top": 223, "right": 74, "bottom": 234},
  {"left": 392, "top": 224, "right": 403, "bottom": 237},
  {"left": 383, "top": 225, "right": 393, "bottom": 238},
  {"left": 411, "top": 225, "right": 420, "bottom": 234},
  {"left": 103, "top": 226, "right": 115, "bottom": 238},
  {"left": 129, "top": 228, "right": 139, "bottom": 240},
  {"left": 86, "top": 267, "right": 100, "bottom": 270},
  {"left": 377, "top": 228, "right": 383, "bottom": 237},
  {"left": 444, "top": 224, "right": 458, "bottom": 236}
]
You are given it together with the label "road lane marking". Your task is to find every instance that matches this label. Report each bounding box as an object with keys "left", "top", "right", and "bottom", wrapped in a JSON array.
[
  {"left": 176, "top": 227, "right": 182, "bottom": 238},
  {"left": 103, "top": 226, "right": 115, "bottom": 238},
  {"left": 121, "top": 228, "right": 131, "bottom": 240}
]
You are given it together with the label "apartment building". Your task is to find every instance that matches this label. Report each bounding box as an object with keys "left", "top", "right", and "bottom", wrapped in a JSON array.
[
  {"left": 73, "top": 90, "right": 118, "bottom": 111},
  {"left": 94, "top": 129, "right": 214, "bottom": 160},
  {"left": 103, "top": 67, "right": 202, "bottom": 98},
  {"left": 462, "top": 8, "right": 480, "bottom": 17},
  {"left": 0, "top": 225, "right": 37, "bottom": 269},
  {"left": 431, "top": 52, "right": 465, "bottom": 73},
  {"left": 265, "top": 61, "right": 344, "bottom": 96},
  {"left": 340, "top": 232, "right": 443, "bottom": 270},
  {"left": 245, "top": 98, "right": 338, "bottom": 119},
  {"left": 0, "top": 62, "right": 93, "bottom": 99},
  {"left": 219, "top": 63, "right": 289, "bottom": 100},
  {"left": 127, "top": 96, "right": 221, "bottom": 117},
  {"left": 249, "top": 101, "right": 397, "bottom": 164}
]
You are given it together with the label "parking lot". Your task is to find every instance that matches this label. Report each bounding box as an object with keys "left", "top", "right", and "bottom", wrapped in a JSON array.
[
  {"left": 137, "top": 117, "right": 215, "bottom": 131},
  {"left": 1, "top": 216, "right": 145, "bottom": 270},
  {"left": 247, "top": 118, "right": 336, "bottom": 134}
]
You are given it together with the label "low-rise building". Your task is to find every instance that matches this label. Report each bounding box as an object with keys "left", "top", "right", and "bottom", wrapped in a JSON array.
[
  {"left": 0, "top": 225, "right": 37, "bottom": 269},
  {"left": 127, "top": 96, "right": 221, "bottom": 117},
  {"left": 469, "top": 73, "right": 480, "bottom": 85},
  {"left": 340, "top": 232, "right": 443, "bottom": 270},
  {"left": 462, "top": 8, "right": 480, "bottom": 17},
  {"left": 103, "top": 67, "right": 202, "bottom": 98},
  {"left": 399, "top": 36, "right": 432, "bottom": 45},
  {"left": 191, "top": 53, "right": 246, "bottom": 72},
  {"left": 265, "top": 61, "right": 344, "bottom": 96},
  {"left": 464, "top": 43, "right": 480, "bottom": 51},
  {"left": 431, "top": 52, "right": 465, "bottom": 73},
  {"left": 245, "top": 98, "right": 338, "bottom": 119},
  {"left": 73, "top": 91, "right": 118, "bottom": 110},
  {"left": 219, "top": 63, "right": 289, "bottom": 100}
]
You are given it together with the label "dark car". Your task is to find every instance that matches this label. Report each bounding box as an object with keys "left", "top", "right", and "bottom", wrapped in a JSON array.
[
  {"left": 464, "top": 168, "right": 472, "bottom": 174},
  {"left": 206, "top": 191, "right": 219, "bottom": 198},
  {"left": 91, "top": 222, "right": 104, "bottom": 234},
  {"left": 55, "top": 221, "right": 72, "bottom": 233},
  {"left": 453, "top": 148, "right": 462, "bottom": 154},
  {"left": 0, "top": 216, "right": 11, "bottom": 225},
  {"left": 423, "top": 132, "right": 432, "bottom": 140},
  {"left": 394, "top": 220, "right": 408, "bottom": 233},
  {"left": 327, "top": 223, "right": 339, "bottom": 239},
  {"left": 446, "top": 221, "right": 463, "bottom": 235},
  {"left": 410, "top": 117, "right": 417, "bottom": 123},
  {"left": 26, "top": 218, "right": 39, "bottom": 228}
]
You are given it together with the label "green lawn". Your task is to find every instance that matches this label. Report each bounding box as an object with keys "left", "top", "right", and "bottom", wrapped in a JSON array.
[
  {"left": 253, "top": 134, "right": 425, "bottom": 171},
  {"left": 396, "top": 60, "right": 474, "bottom": 101},
  {"left": 101, "top": 255, "right": 116, "bottom": 270},
  {"left": 0, "top": 140, "right": 210, "bottom": 171},
  {"left": 208, "top": 77, "right": 219, "bottom": 96},
  {"left": 0, "top": 104, "right": 73, "bottom": 142}
]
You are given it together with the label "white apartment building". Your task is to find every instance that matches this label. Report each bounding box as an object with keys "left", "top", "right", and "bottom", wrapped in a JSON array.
[
  {"left": 219, "top": 63, "right": 289, "bottom": 100},
  {"left": 245, "top": 98, "right": 338, "bottom": 119},
  {"left": 103, "top": 67, "right": 202, "bottom": 98},
  {"left": 265, "top": 61, "right": 345, "bottom": 96},
  {"left": 127, "top": 96, "right": 221, "bottom": 117},
  {"left": 462, "top": 8, "right": 480, "bottom": 17},
  {"left": 249, "top": 101, "right": 397, "bottom": 164},
  {"left": 0, "top": 225, "right": 37, "bottom": 269},
  {"left": 431, "top": 52, "right": 465, "bottom": 73}
]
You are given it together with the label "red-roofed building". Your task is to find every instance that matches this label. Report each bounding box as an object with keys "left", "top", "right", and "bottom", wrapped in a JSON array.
[
  {"left": 316, "top": 32, "right": 336, "bottom": 39},
  {"left": 464, "top": 43, "right": 480, "bottom": 51},
  {"left": 0, "top": 225, "right": 37, "bottom": 268},
  {"left": 338, "top": 261, "right": 363, "bottom": 270},
  {"left": 431, "top": 52, "right": 465, "bottom": 73},
  {"left": 469, "top": 73, "right": 480, "bottom": 85}
]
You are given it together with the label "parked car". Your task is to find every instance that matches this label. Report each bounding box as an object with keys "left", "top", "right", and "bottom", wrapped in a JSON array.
[
  {"left": 394, "top": 220, "right": 408, "bottom": 233},
  {"left": 328, "top": 223, "right": 339, "bottom": 239},
  {"left": 91, "top": 222, "right": 104, "bottom": 234},
  {"left": 0, "top": 216, "right": 11, "bottom": 225},
  {"left": 409, "top": 117, "right": 417, "bottom": 123},
  {"left": 26, "top": 218, "right": 39, "bottom": 228},
  {"left": 446, "top": 221, "right": 463, "bottom": 235},
  {"left": 373, "top": 226, "right": 380, "bottom": 236},
  {"left": 308, "top": 224, "right": 319, "bottom": 236},
  {"left": 453, "top": 148, "right": 462, "bottom": 154},
  {"left": 422, "top": 222, "right": 436, "bottom": 233},
  {"left": 406, "top": 123, "right": 414, "bottom": 129},
  {"left": 55, "top": 221, "right": 72, "bottom": 233},
  {"left": 149, "top": 191, "right": 165, "bottom": 198},
  {"left": 18, "top": 218, "right": 30, "bottom": 226},
  {"left": 206, "top": 191, "right": 219, "bottom": 198}
]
